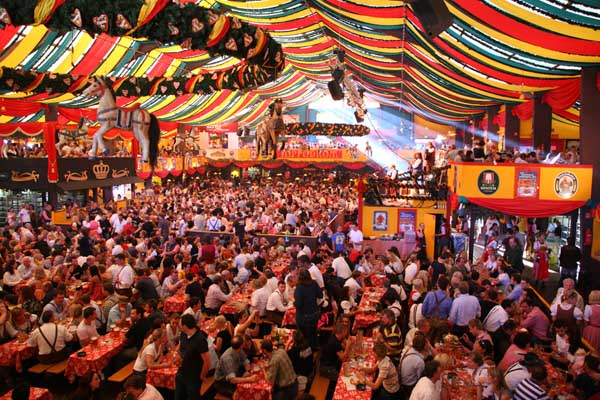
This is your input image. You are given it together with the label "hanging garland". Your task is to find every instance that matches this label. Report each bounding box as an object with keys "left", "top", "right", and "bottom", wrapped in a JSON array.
[
  {"left": 0, "top": 0, "right": 284, "bottom": 91},
  {"left": 285, "top": 122, "right": 370, "bottom": 137},
  {"left": 0, "top": 65, "right": 274, "bottom": 96}
]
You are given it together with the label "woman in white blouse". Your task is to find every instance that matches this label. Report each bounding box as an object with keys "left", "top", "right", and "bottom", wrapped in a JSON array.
[{"left": 133, "top": 328, "right": 169, "bottom": 378}]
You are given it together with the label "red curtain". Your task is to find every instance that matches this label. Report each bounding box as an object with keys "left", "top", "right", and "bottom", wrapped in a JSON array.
[
  {"left": 314, "top": 163, "right": 337, "bottom": 169},
  {"left": 57, "top": 107, "right": 97, "bottom": 122},
  {"left": 467, "top": 197, "right": 585, "bottom": 218},
  {"left": 137, "top": 171, "right": 151, "bottom": 179},
  {"left": 493, "top": 111, "right": 505, "bottom": 128},
  {"left": 0, "top": 122, "right": 45, "bottom": 136},
  {"left": 233, "top": 161, "right": 256, "bottom": 168},
  {"left": 0, "top": 99, "right": 47, "bottom": 116},
  {"left": 511, "top": 100, "right": 534, "bottom": 120},
  {"left": 43, "top": 123, "right": 58, "bottom": 183},
  {"left": 260, "top": 161, "right": 284, "bottom": 169},
  {"left": 286, "top": 162, "right": 310, "bottom": 169},
  {"left": 542, "top": 79, "right": 580, "bottom": 111},
  {"left": 210, "top": 161, "right": 231, "bottom": 168},
  {"left": 343, "top": 163, "right": 367, "bottom": 170}
]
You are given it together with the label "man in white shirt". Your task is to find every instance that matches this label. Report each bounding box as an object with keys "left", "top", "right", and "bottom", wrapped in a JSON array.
[
  {"left": 182, "top": 297, "right": 203, "bottom": 324},
  {"left": 17, "top": 256, "right": 34, "bottom": 280},
  {"left": 233, "top": 248, "right": 252, "bottom": 272},
  {"left": 332, "top": 253, "right": 352, "bottom": 281},
  {"left": 77, "top": 307, "right": 99, "bottom": 346},
  {"left": 18, "top": 204, "right": 31, "bottom": 225},
  {"left": 124, "top": 374, "right": 164, "bottom": 400},
  {"left": 264, "top": 269, "right": 279, "bottom": 294},
  {"left": 251, "top": 278, "right": 271, "bottom": 317},
  {"left": 504, "top": 352, "right": 544, "bottom": 391},
  {"left": 343, "top": 270, "right": 363, "bottom": 303},
  {"left": 409, "top": 360, "right": 442, "bottom": 400},
  {"left": 28, "top": 311, "right": 73, "bottom": 363},
  {"left": 107, "top": 253, "right": 135, "bottom": 296},
  {"left": 205, "top": 276, "right": 233, "bottom": 314},
  {"left": 299, "top": 255, "right": 324, "bottom": 289},
  {"left": 483, "top": 299, "right": 512, "bottom": 333},
  {"left": 404, "top": 257, "right": 419, "bottom": 285},
  {"left": 347, "top": 224, "right": 364, "bottom": 251},
  {"left": 266, "top": 281, "right": 292, "bottom": 325}
]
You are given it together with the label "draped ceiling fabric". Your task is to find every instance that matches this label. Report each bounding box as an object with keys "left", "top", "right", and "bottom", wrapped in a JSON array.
[{"left": 0, "top": 0, "right": 599, "bottom": 130}]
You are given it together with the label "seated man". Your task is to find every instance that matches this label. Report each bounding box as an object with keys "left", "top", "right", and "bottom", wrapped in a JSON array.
[
  {"left": 76, "top": 307, "right": 98, "bottom": 347},
  {"left": 124, "top": 374, "right": 164, "bottom": 400},
  {"left": 520, "top": 298, "right": 550, "bottom": 342},
  {"left": 214, "top": 335, "right": 256, "bottom": 397},
  {"left": 28, "top": 310, "right": 73, "bottom": 363},
  {"left": 319, "top": 323, "right": 350, "bottom": 400},
  {"left": 260, "top": 339, "right": 298, "bottom": 400}
]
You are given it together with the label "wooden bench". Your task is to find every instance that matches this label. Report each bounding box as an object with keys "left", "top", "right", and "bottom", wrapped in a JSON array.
[
  {"left": 309, "top": 373, "right": 330, "bottom": 400},
  {"left": 200, "top": 375, "right": 215, "bottom": 397},
  {"left": 28, "top": 363, "right": 53, "bottom": 374},
  {"left": 108, "top": 361, "right": 135, "bottom": 383},
  {"left": 46, "top": 359, "right": 69, "bottom": 374}
]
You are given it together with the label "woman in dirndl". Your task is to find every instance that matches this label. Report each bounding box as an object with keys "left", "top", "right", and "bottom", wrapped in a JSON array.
[{"left": 583, "top": 290, "right": 600, "bottom": 353}]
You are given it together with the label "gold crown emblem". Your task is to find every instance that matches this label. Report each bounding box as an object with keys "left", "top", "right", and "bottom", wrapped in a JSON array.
[{"left": 92, "top": 161, "right": 110, "bottom": 179}]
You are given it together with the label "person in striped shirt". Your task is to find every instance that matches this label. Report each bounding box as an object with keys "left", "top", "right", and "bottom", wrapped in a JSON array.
[{"left": 513, "top": 365, "right": 549, "bottom": 400}]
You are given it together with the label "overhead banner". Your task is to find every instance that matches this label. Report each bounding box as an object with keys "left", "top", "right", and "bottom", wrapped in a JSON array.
[
  {"left": 449, "top": 162, "right": 593, "bottom": 217},
  {"left": 237, "top": 148, "right": 367, "bottom": 162}
]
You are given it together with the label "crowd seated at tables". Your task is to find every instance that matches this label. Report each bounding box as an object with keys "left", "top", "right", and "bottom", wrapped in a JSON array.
[{"left": 0, "top": 173, "right": 598, "bottom": 400}]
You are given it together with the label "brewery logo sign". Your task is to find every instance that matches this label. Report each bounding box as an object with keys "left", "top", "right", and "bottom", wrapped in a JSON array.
[
  {"left": 554, "top": 171, "right": 578, "bottom": 199},
  {"left": 477, "top": 169, "right": 500, "bottom": 195}
]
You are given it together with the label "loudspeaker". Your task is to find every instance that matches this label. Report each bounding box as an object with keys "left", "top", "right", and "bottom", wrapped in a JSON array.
[
  {"left": 328, "top": 80, "right": 344, "bottom": 101},
  {"left": 410, "top": 0, "right": 454, "bottom": 38}
]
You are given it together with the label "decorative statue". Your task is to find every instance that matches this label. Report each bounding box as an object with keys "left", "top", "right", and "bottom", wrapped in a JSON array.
[
  {"left": 256, "top": 99, "right": 285, "bottom": 159},
  {"left": 81, "top": 77, "right": 160, "bottom": 167}
]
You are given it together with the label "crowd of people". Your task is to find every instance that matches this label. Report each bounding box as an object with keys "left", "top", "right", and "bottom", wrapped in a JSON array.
[{"left": 0, "top": 172, "right": 597, "bottom": 400}]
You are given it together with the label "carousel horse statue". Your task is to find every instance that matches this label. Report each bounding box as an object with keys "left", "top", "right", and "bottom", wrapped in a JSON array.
[
  {"left": 82, "top": 77, "right": 160, "bottom": 167},
  {"left": 256, "top": 98, "right": 285, "bottom": 159}
]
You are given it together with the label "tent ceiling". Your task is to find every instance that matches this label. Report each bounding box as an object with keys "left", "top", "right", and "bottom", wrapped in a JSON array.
[{"left": 0, "top": 0, "right": 598, "bottom": 128}]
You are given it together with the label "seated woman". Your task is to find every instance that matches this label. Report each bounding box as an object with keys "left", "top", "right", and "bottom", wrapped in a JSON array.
[
  {"left": 132, "top": 328, "right": 169, "bottom": 379},
  {"left": 234, "top": 309, "right": 259, "bottom": 338},
  {"left": 212, "top": 315, "right": 233, "bottom": 357},
  {"left": 351, "top": 342, "right": 400, "bottom": 400}
]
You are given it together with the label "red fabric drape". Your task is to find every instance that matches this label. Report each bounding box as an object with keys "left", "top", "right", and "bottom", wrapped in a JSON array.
[
  {"left": 314, "top": 163, "right": 337, "bottom": 169},
  {"left": 286, "top": 162, "right": 310, "bottom": 169},
  {"left": 542, "top": 79, "right": 580, "bottom": 111},
  {"left": 343, "top": 163, "right": 368, "bottom": 170},
  {"left": 132, "top": 140, "right": 139, "bottom": 158},
  {"left": 260, "top": 161, "right": 284, "bottom": 169},
  {"left": 0, "top": 122, "right": 45, "bottom": 136},
  {"left": 170, "top": 170, "right": 183, "bottom": 177},
  {"left": 233, "top": 161, "right": 255, "bottom": 168},
  {"left": 0, "top": 99, "right": 47, "bottom": 116},
  {"left": 511, "top": 101, "right": 534, "bottom": 120},
  {"left": 597, "top": 72, "right": 600, "bottom": 92},
  {"left": 467, "top": 197, "right": 585, "bottom": 218},
  {"left": 210, "top": 161, "right": 231, "bottom": 168},
  {"left": 137, "top": 171, "right": 151, "bottom": 180},
  {"left": 57, "top": 107, "right": 97, "bottom": 122},
  {"left": 493, "top": 111, "right": 505, "bottom": 128},
  {"left": 43, "top": 123, "right": 58, "bottom": 183}
]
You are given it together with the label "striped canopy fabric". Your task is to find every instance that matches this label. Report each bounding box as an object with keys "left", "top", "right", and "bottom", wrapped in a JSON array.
[{"left": 0, "top": 0, "right": 598, "bottom": 128}]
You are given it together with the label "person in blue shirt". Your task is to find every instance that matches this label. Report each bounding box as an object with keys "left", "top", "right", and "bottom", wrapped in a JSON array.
[
  {"left": 331, "top": 226, "right": 346, "bottom": 253},
  {"left": 422, "top": 275, "right": 453, "bottom": 319}
]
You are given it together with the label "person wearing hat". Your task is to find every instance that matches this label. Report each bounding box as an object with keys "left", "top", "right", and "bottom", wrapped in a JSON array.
[{"left": 504, "top": 352, "right": 544, "bottom": 392}]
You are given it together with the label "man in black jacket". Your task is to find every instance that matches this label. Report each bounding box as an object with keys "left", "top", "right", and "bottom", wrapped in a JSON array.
[{"left": 559, "top": 236, "right": 581, "bottom": 284}]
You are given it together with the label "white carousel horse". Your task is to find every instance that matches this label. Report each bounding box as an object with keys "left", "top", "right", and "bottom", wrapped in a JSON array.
[
  {"left": 81, "top": 77, "right": 160, "bottom": 167},
  {"left": 256, "top": 99, "right": 285, "bottom": 159}
]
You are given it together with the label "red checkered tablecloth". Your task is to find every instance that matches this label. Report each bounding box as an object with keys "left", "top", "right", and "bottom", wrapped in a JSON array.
[
  {"left": 0, "top": 387, "right": 52, "bottom": 400},
  {"left": 282, "top": 308, "right": 296, "bottom": 327},
  {"left": 163, "top": 293, "right": 188, "bottom": 314},
  {"left": 0, "top": 339, "right": 36, "bottom": 371},
  {"left": 332, "top": 339, "right": 375, "bottom": 400},
  {"left": 233, "top": 360, "right": 272, "bottom": 400},
  {"left": 368, "top": 274, "right": 386, "bottom": 288},
  {"left": 351, "top": 287, "right": 385, "bottom": 331},
  {"left": 147, "top": 367, "right": 178, "bottom": 390},
  {"left": 65, "top": 332, "right": 126, "bottom": 380},
  {"left": 219, "top": 293, "right": 251, "bottom": 315}
]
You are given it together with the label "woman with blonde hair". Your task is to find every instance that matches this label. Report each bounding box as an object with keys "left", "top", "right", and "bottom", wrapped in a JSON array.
[
  {"left": 132, "top": 328, "right": 169, "bottom": 379},
  {"left": 212, "top": 315, "right": 233, "bottom": 356},
  {"left": 583, "top": 290, "right": 600, "bottom": 352}
]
